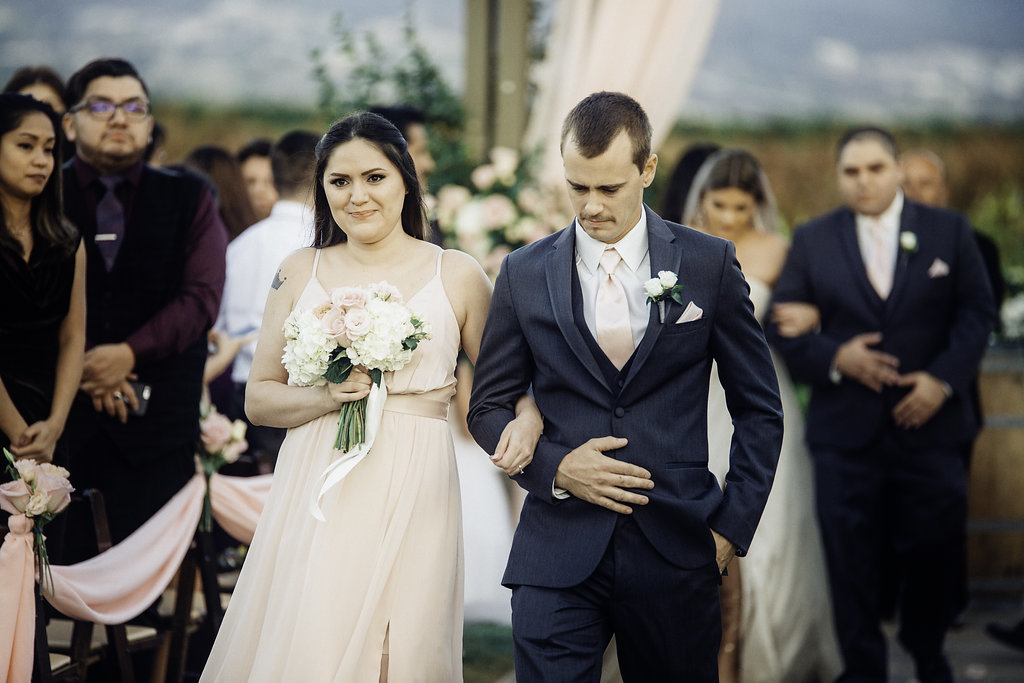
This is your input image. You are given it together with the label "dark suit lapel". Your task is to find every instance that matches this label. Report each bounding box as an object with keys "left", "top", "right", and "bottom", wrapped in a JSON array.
[
  {"left": 621, "top": 208, "right": 682, "bottom": 391},
  {"left": 545, "top": 226, "right": 611, "bottom": 391},
  {"left": 837, "top": 210, "right": 884, "bottom": 312},
  {"left": 884, "top": 202, "right": 916, "bottom": 318}
]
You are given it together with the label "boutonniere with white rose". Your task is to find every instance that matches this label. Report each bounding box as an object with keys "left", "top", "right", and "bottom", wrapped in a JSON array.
[
  {"left": 644, "top": 270, "right": 685, "bottom": 323},
  {"left": 899, "top": 231, "right": 918, "bottom": 255}
]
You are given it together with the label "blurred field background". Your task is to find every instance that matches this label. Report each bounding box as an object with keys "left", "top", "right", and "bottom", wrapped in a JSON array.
[{"left": 152, "top": 101, "right": 1024, "bottom": 291}]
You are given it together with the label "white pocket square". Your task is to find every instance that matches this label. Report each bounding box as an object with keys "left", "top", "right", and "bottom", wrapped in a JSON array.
[
  {"left": 675, "top": 301, "right": 703, "bottom": 324},
  {"left": 928, "top": 258, "right": 950, "bottom": 278}
]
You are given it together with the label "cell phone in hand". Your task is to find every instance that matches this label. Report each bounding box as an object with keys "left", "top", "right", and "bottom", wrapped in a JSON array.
[{"left": 127, "top": 381, "right": 151, "bottom": 417}]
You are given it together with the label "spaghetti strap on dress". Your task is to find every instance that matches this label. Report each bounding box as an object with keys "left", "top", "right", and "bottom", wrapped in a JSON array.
[{"left": 202, "top": 247, "right": 464, "bottom": 682}]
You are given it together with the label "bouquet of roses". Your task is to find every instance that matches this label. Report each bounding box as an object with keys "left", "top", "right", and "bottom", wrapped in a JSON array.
[
  {"left": 0, "top": 448, "right": 74, "bottom": 593},
  {"left": 282, "top": 281, "right": 430, "bottom": 517},
  {"left": 195, "top": 407, "right": 248, "bottom": 532}
]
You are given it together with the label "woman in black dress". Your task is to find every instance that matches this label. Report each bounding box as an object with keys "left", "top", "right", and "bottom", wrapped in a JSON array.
[{"left": 0, "top": 93, "right": 85, "bottom": 463}]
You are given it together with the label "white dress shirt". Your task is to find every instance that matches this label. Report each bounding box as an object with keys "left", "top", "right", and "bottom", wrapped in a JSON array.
[
  {"left": 855, "top": 190, "right": 904, "bottom": 276},
  {"left": 574, "top": 212, "right": 652, "bottom": 351},
  {"left": 217, "top": 200, "right": 314, "bottom": 383}
]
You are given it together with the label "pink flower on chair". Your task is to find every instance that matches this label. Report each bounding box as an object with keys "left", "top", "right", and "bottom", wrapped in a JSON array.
[
  {"left": 0, "top": 477, "right": 32, "bottom": 515},
  {"left": 200, "top": 412, "right": 234, "bottom": 453}
]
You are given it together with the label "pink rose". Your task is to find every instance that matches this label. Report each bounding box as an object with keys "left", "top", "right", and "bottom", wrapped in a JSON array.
[
  {"left": 320, "top": 308, "right": 348, "bottom": 340},
  {"left": 312, "top": 302, "right": 332, "bottom": 319},
  {"left": 0, "top": 478, "right": 31, "bottom": 514},
  {"left": 480, "top": 194, "right": 517, "bottom": 230},
  {"left": 200, "top": 412, "right": 234, "bottom": 453},
  {"left": 471, "top": 165, "right": 498, "bottom": 191},
  {"left": 330, "top": 286, "right": 366, "bottom": 309},
  {"left": 33, "top": 469, "right": 73, "bottom": 515},
  {"left": 344, "top": 307, "right": 372, "bottom": 340}
]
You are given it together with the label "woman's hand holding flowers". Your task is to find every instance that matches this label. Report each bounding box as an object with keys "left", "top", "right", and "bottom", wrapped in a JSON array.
[{"left": 326, "top": 368, "right": 373, "bottom": 405}]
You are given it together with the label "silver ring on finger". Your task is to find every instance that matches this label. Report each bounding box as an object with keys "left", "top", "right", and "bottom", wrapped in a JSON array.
[
  {"left": 112, "top": 391, "right": 123, "bottom": 401},
  {"left": 517, "top": 464, "right": 525, "bottom": 474}
]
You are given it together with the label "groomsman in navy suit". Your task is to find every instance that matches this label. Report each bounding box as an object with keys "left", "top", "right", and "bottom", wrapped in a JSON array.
[
  {"left": 469, "top": 92, "right": 783, "bottom": 681},
  {"left": 766, "top": 127, "right": 996, "bottom": 683}
]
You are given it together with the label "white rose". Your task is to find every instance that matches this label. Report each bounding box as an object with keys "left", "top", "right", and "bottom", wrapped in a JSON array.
[
  {"left": 230, "top": 419, "right": 248, "bottom": 442},
  {"left": 643, "top": 278, "right": 664, "bottom": 298},
  {"left": 657, "top": 271, "right": 678, "bottom": 288},
  {"left": 25, "top": 489, "right": 50, "bottom": 517},
  {"left": 14, "top": 459, "right": 36, "bottom": 483},
  {"left": 899, "top": 231, "right": 918, "bottom": 252}
]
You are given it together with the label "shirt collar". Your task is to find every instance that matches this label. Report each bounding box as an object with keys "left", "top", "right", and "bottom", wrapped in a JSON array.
[
  {"left": 856, "top": 191, "right": 904, "bottom": 233},
  {"left": 574, "top": 209, "right": 649, "bottom": 274},
  {"left": 73, "top": 155, "right": 144, "bottom": 190}
]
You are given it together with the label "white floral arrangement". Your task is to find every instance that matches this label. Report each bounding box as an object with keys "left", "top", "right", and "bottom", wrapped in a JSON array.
[
  {"left": 433, "top": 147, "right": 573, "bottom": 276},
  {"left": 1001, "top": 293, "right": 1024, "bottom": 340},
  {"left": 282, "top": 282, "right": 430, "bottom": 452}
]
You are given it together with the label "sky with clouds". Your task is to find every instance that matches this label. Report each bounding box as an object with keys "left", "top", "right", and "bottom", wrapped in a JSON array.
[{"left": 2, "top": 0, "right": 1022, "bottom": 121}]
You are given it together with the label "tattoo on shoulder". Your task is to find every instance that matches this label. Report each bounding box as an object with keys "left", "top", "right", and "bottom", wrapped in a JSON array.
[{"left": 271, "top": 270, "right": 286, "bottom": 290}]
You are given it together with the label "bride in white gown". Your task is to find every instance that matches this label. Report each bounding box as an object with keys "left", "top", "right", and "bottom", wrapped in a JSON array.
[{"left": 683, "top": 149, "right": 842, "bottom": 683}]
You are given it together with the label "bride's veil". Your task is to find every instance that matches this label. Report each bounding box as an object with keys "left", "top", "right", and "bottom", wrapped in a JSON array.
[{"left": 681, "top": 148, "right": 780, "bottom": 234}]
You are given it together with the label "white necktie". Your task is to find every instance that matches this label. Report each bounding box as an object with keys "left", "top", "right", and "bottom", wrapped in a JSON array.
[
  {"left": 596, "top": 248, "right": 634, "bottom": 370},
  {"left": 866, "top": 219, "right": 893, "bottom": 299}
]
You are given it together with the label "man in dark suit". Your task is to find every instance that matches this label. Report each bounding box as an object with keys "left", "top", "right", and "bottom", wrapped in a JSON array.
[
  {"left": 57, "top": 58, "right": 226, "bottom": 559},
  {"left": 766, "top": 127, "right": 996, "bottom": 682},
  {"left": 468, "top": 92, "right": 783, "bottom": 681}
]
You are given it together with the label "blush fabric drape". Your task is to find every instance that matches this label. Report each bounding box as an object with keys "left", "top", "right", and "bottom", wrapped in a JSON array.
[
  {"left": 0, "top": 472, "right": 271, "bottom": 681},
  {"left": 523, "top": 0, "right": 721, "bottom": 187}
]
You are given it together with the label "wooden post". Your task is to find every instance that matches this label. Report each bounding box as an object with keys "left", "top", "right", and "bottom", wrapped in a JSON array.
[
  {"left": 493, "top": 0, "right": 531, "bottom": 151},
  {"left": 463, "top": 0, "right": 493, "bottom": 160},
  {"left": 464, "top": 0, "right": 532, "bottom": 158}
]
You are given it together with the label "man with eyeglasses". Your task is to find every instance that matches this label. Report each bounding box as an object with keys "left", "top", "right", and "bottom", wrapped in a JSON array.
[{"left": 56, "top": 58, "right": 227, "bottom": 570}]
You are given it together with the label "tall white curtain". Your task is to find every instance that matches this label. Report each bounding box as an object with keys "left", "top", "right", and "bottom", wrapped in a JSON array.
[{"left": 524, "top": 0, "right": 721, "bottom": 187}]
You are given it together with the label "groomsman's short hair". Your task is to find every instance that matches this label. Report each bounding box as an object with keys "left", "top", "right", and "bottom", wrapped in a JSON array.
[
  {"left": 561, "top": 91, "right": 652, "bottom": 173},
  {"left": 836, "top": 126, "right": 898, "bottom": 161}
]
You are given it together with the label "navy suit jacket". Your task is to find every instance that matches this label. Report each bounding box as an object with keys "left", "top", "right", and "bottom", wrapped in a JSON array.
[
  {"left": 468, "top": 207, "right": 783, "bottom": 588},
  {"left": 765, "top": 200, "right": 996, "bottom": 452}
]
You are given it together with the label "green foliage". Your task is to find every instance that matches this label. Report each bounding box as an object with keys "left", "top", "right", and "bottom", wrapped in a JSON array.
[
  {"left": 462, "top": 623, "right": 514, "bottom": 683},
  {"left": 969, "top": 184, "right": 1024, "bottom": 294},
  {"left": 323, "top": 347, "right": 353, "bottom": 384},
  {"left": 309, "top": 9, "right": 470, "bottom": 191}
]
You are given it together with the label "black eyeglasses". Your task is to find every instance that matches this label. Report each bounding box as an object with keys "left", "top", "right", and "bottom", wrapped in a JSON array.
[{"left": 70, "top": 97, "right": 151, "bottom": 121}]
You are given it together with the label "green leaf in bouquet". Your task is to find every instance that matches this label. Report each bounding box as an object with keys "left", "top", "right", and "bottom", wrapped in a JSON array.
[
  {"left": 324, "top": 348, "right": 354, "bottom": 384},
  {"left": 405, "top": 337, "right": 419, "bottom": 351},
  {"left": 370, "top": 368, "right": 383, "bottom": 386}
]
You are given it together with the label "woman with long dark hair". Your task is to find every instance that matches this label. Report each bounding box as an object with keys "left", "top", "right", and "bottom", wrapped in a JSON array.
[
  {"left": 0, "top": 93, "right": 85, "bottom": 463},
  {"left": 201, "top": 112, "right": 540, "bottom": 682},
  {"left": 184, "top": 144, "right": 260, "bottom": 241}
]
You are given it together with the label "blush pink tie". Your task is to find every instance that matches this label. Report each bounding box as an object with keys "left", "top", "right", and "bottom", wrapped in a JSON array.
[
  {"left": 865, "top": 219, "right": 893, "bottom": 299},
  {"left": 596, "top": 248, "right": 634, "bottom": 370}
]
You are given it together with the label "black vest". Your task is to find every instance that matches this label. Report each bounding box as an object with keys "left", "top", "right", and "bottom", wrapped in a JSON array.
[{"left": 63, "top": 161, "right": 208, "bottom": 462}]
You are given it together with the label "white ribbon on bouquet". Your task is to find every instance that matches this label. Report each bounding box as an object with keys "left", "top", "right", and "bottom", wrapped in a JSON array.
[{"left": 310, "top": 379, "right": 388, "bottom": 521}]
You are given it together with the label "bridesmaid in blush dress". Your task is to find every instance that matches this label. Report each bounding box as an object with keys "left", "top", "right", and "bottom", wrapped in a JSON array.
[{"left": 200, "top": 113, "right": 541, "bottom": 683}]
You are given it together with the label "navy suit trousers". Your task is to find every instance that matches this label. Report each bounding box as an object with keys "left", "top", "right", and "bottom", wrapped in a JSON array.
[
  {"left": 814, "top": 431, "right": 965, "bottom": 683},
  {"left": 510, "top": 515, "right": 722, "bottom": 682}
]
